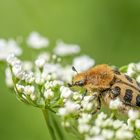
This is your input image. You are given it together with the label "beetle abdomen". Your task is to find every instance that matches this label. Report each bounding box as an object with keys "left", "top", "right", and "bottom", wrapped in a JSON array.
[{"left": 111, "top": 82, "right": 140, "bottom": 107}]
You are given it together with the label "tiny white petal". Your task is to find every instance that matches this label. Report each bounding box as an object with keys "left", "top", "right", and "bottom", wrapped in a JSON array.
[
  {"left": 0, "top": 39, "right": 22, "bottom": 61},
  {"left": 113, "top": 120, "right": 124, "bottom": 129},
  {"left": 90, "top": 126, "right": 100, "bottom": 135},
  {"left": 16, "top": 84, "right": 24, "bottom": 93},
  {"left": 127, "top": 63, "right": 137, "bottom": 77},
  {"left": 86, "top": 135, "right": 105, "bottom": 140},
  {"left": 53, "top": 40, "right": 80, "bottom": 56},
  {"left": 135, "top": 119, "right": 140, "bottom": 129},
  {"left": 78, "top": 123, "right": 90, "bottom": 134},
  {"left": 30, "top": 93, "right": 36, "bottom": 101},
  {"left": 35, "top": 57, "right": 46, "bottom": 68},
  {"left": 102, "top": 129, "right": 114, "bottom": 139},
  {"left": 24, "top": 85, "right": 35, "bottom": 95},
  {"left": 27, "top": 32, "right": 49, "bottom": 49},
  {"left": 116, "top": 129, "right": 134, "bottom": 139},
  {"left": 109, "top": 98, "right": 122, "bottom": 110},
  {"left": 73, "top": 55, "right": 95, "bottom": 72},
  {"left": 58, "top": 108, "right": 67, "bottom": 116},
  {"left": 44, "top": 89, "right": 54, "bottom": 99},
  {"left": 5, "top": 67, "right": 13, "bottom": 87},
  {"left": 128, "top": 109, "right": 139, "bottom": 121}
]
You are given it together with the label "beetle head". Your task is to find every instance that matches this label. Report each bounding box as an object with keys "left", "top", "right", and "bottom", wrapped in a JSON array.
[{"left": 68, "top": 66, "right": 87, "bottom": 87}]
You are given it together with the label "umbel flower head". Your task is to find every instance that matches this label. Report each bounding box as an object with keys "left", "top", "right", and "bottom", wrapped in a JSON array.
[
  {"left": 6, "top": 50, "right": 95, "bottom": 110},
  {"left": 4, "top": 33, "right": 140, "bottom": 140},
  {"left": 6, "top": 53, "right": 140, "bottom": 140}
]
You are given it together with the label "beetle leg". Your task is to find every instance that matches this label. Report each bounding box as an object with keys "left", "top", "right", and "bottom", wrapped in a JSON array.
[{"left": 92, "top": 96, "right": 101, "bottom": 115}]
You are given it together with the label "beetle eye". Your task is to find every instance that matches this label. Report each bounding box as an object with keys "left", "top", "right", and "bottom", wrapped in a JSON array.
[{"left": 76, "top": 80, "right": 85, "bottom": 86}]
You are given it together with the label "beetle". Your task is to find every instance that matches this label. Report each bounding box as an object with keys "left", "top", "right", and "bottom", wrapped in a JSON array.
[{"left": 68, "top": 64, "right": 140, "bottom": 113}]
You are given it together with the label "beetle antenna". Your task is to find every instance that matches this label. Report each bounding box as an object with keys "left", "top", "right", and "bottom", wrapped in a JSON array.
[{"left": 72, "top": 66, "right": 78, "bottom": 74}]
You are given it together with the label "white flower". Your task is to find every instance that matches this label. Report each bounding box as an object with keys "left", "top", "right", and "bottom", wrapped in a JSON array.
[
  {"left": 43, "top": 63, "right": 62, "bottom": 78},
  {"left": 95, "top": 112, "right": 107, "bottom": 127},
  {"left": 16, "top": 84, "right": 24, "bottom": 93},
  {"left": 24, "top": 85, "right": 35, "bottom": 95},
  {"left": 60, "top": 86, "right": 73, "bottom": 99},
  {"left": 23, "top": 61, "right": 33, "bottom": 71},
  {"left": 73, "top": 55, "right": 95, "bottom": 72},
  {"left": 135, "top": 119, "right": 140, "bottom": 129},
  {"left": 35, "top": 57, "right": 46, "bottom": 68},
  {"left": 102, "top": 129, "right": 114, "bottom": 139},
  {"left": 24, "top": 71, "right": 35, "bottom": 84},
  {"left": 113, "top": 120, "right": 124, "bottom": 129},
  {"left": 27, "top": 32, "right": 49, "bottom": 49},
  {"left": 136, "top": 75, "right": 140, "bottom": 83},
  {"left": 64, "top": 100, "right": 80, "bottom": 114},
  {"left": 35, "top": 73, "right": 45, "bottom": 85},
  {"left": 30, "top": 93, "right": 36, "bottom": 101},
  {"left": 0, "top": 39, "right": 22, "bottom": 61},
  {"left": 12, "top": 64, "right": 24, "bottom": 79},
  {"left": 58, "top": 108, "right": 67, "bottom": 116},
  {"left": 109, "top": 98, "right": 122, "bottom": 110},
  {"left": 44, "top": 80, "right": 63, "bottom": 89},
  {"left": 83, "top": 95, "right": 95, "bottom": 102},
  {"left": 42, "top": 73, "right": 52, "bottom": 81},
  {"left": 7, "top": 54, "right": 21, "bottom": 66},
  {"left": 53, "top": 80, "right": 63, "bottom": 86},
  {"left": 81, "top": 94, "right": 98, "bottom": 111},
  {"left": 101, "top": 118, "right": 113, "bottom": 127},
  {"left": 60, "top": 65, "right": 75, "bottom": 82},
  {"left": 38, "top": 52, "right": 50, "bottom": 62},
  {"left": 97, "top": 112, "right": 107, "bottom": 120},
  {"left": 53, "top": 40, "right": 80, "bottom": 56},
  {"left": 90, "top": 126, "right": 101, "bottom": 135},
  {"left": 136, "top": 62, "right": 140, "bottom": 71},
  {"left": 81, "top": 101, "right": 93, "bottom": 111},
  {"left": 128, "top": 109, "right": 139, "bottom": 121},
  {"left": 127, "top": 119, "right": 134, "bottom": 131},
  {"left": 44, "top": 89, "right": 54, "bottom": 99},
  {"left": 78, "top": 113, "right": 92, "bottom": 124},
  {"left": 78, "top": 123, "right": 90, "bottom": 134},
  {"left": 72, "top": 92, "right": 82, "bottom": 101},
  {"left": 86, "top": 135, "right": 105, "bottom": 140},
  {"left": 116, "top": 129, "right": 133, "bottom": 140},
  {"left": 5, "top": 67, "right": 13, "bottom": 87},
  {"left": 127, "top": 63, "right": 137, "bottom": 77}
]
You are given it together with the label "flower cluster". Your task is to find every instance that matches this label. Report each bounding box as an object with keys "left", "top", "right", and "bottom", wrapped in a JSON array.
[
  {"left": 6, "top": 49, "right": 94, "bottom": 112},
  {"left": 6, "top": 54, "right": 63, "bottom": 109},
  {"left": 3, "top": 32, "right": 140, "bottom": 140},
  {"left": 0, "top": 39, "right": 22, "bottom": 61},
  {"left": 53, "top": 40, "right": 80, "bottom": 56},
  {"left": 58, "top": 87, "right": 139, "bottom": 140},
  {"left": 120, "top": 62, "right": 140, "bottom": 82},
  {"left": 27, "top": 32, "right": 49, "bottom": 49}
]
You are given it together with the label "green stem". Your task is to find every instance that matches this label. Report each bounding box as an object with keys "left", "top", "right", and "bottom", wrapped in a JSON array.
[
  {"left": 42, "top": 109, "right": 57, "bottom": 140},
  {"left": 42, "top": 109, "right": 65, "bottom": 140},
  {"left": 50, "top": 114, "right": 64, "bottom": 140}
]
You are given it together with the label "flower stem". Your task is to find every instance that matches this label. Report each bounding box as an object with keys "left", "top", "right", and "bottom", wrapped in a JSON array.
[
  {"left": 42, "top": 109, "right": 57, "bottom": 140},
  {"left": 42, "top": 109, "right": 65, "bottom": 140}
]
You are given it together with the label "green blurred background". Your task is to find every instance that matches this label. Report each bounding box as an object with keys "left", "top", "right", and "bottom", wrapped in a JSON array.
[{"left": 0, "top": 0, "right": 140, "bottom": 140}]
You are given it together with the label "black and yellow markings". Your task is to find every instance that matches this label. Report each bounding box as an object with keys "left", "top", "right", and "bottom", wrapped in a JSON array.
[
  {"left": 112, "top": 86, "right": 121, "bottom": 97},
  {"left": 113, "top": 69, "right": 121, "bottom": 75},
  {"left": 125, "top": 74, "right": 133, "bottom": 83},
  {"left": 123, "top": 89, "right": 133, "bottom": 103},
  {"left": 136, "top": 95, "right": 140, "bottom": 107}
]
